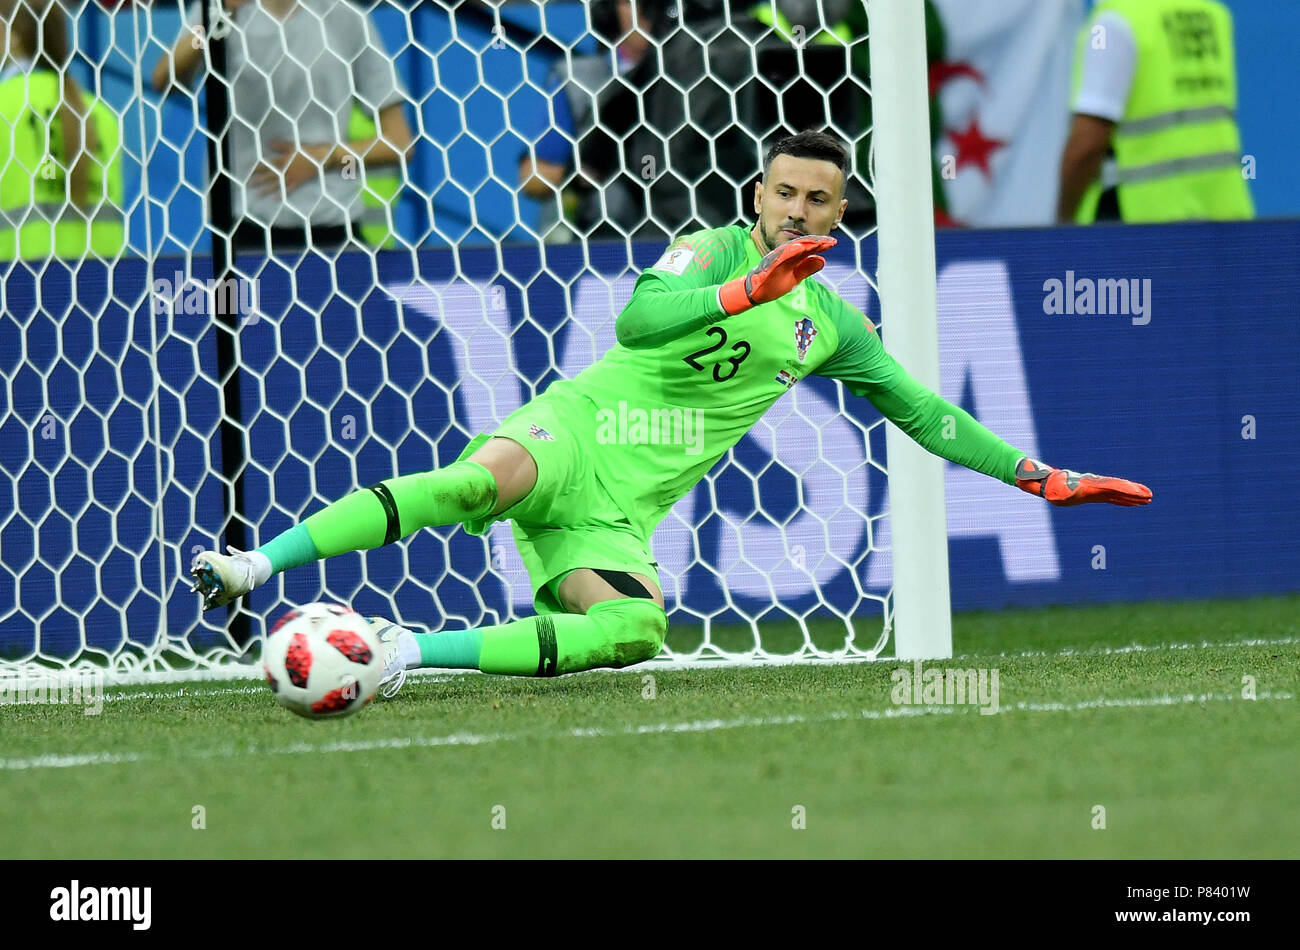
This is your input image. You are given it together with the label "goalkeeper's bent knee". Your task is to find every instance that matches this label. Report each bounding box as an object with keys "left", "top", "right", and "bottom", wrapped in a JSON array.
[
  {"left": 582, "top": 598, "right": 667, "bottom": 670},
  {"left": 474, "top": 598, "right": 666, "bottom": 677}
]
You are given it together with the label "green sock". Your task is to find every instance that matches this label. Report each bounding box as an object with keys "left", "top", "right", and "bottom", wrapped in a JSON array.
[
  {"left": 414, "top": 628, "right": 483, "bottom": 670},
  {"left": 255, "top": 460, "right": 497, "bottom": 574},
  {"left": 413, "top": 600, "right": 668, "bottom": 677},
  {"left": 256, "top": 524, "right": 319, "bottom": 575}
]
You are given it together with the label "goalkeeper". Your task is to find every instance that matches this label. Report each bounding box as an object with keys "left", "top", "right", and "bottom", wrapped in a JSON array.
[{"left": 191, "top": 130, "right": 1151, "bottom": 694}]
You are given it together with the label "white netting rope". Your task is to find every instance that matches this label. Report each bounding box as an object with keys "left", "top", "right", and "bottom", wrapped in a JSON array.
[{"left": 0, "top": 1, "right": 893, "bottom": 682}]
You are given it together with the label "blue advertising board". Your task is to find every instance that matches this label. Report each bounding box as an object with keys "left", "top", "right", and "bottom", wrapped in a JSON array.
[{"left": 2, "top": 219, "right": 1298, "bottom": 659}]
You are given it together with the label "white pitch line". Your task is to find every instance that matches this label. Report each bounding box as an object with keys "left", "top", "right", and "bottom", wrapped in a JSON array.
[
  {"left": 0, "top": 750, "right": 149, "bottom": 770},
  {"left": 972, "top": 634, "right": 1299, "bottom": 661},
  {"left": 78, "top": 633, "right": 1299, "bottom": 704},
  {"left": 96, "top": 675, "right": 466, "bottom": 705},
  {"left": 101, "top": 685, "right": 265, "bottom": 703},
  {"left": 0, "top": 689, "right": 1290, "bottom": 772}
]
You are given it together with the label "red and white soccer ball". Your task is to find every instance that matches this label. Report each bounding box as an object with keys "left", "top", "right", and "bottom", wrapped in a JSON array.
[{"left": 262, "top": 603, "right": 384, "bottom": 719}]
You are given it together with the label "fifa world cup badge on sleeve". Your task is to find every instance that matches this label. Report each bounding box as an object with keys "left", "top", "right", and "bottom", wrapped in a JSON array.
[
  {"left": 651, "top": 246, "right": 695, "bottom": 276},
  {"left": 794, "top": 317, "right": 818, "bottom": 362}
]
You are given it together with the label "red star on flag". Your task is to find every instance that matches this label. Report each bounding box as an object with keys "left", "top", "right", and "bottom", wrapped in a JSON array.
[
  {"left": 928, "top": 61, "right": 984, "bottom": 96},
  {"left": 945, "top": 118, "right": 1006, "bottom": 178}
]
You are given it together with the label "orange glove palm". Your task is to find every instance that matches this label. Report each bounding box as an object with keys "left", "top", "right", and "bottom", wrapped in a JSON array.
[{"left": 718, "top": 235, "right": 837, "bottom": 315}]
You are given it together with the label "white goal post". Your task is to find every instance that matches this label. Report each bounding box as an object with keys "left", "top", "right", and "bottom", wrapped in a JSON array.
[
  {"left": 865, "top": 0, "right": 952, "bottom": 660},
  {"left": 0, "top": 0, "right": 951, "bottom": 682}
]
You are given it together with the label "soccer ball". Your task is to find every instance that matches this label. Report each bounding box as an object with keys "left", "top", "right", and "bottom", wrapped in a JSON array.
[{"left": 262, "top": 603, "right": 384, "bottom": 719}]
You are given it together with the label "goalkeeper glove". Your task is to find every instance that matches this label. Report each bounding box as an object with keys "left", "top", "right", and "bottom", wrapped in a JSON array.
[
  {"left": 717, "top": 235, "right": 837, "bottom": 315},
  {"left": 1014, "top": 457, "right": 1152, "bottom": 507}
]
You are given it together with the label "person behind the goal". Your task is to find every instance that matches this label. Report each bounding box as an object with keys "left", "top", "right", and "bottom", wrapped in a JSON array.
[{"left": 190, "top": 130, "right": 1152, "bottom": 695}]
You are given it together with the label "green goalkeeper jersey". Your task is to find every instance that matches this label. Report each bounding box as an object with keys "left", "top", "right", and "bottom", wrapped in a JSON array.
[{"left": 559, "top": 224, "right": 1024, "bottom": 538}]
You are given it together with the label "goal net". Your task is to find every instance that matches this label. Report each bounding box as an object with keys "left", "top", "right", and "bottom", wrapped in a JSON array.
[{"left": 0, "top": 0, "right": 939, "bottom": 682}]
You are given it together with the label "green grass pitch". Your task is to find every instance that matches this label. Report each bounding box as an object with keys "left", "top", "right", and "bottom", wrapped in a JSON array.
[{"left": 2, "top": 595, "right": 1297, "bottom": 859}]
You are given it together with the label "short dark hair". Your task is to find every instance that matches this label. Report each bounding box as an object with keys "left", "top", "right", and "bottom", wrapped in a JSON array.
[{"left": 762, "top": 130, "right": 851, "bottom": 182}]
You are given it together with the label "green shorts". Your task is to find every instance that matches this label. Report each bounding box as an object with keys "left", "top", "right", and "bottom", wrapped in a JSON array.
[{"left": 456, "top": 383, "right": 660, "bottom": 614}]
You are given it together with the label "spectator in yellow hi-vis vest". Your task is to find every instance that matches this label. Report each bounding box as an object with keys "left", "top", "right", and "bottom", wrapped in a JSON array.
[
  {"left": 348, "top": 103, "right": 399, "bottom": 249},
  {"left": 0, "top": 0, "right": 122, "bottom": 261},
  {"left": 1058, "top": 0, "right": 1254, "bottom": 223},
  {"left": 747, "top": 0, "right": 853, "bottom": 46}
]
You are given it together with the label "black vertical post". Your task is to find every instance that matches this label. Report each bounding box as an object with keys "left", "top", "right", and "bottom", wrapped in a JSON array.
[{"left": 201, "top": 1, "right": 251, "bottom": 648}]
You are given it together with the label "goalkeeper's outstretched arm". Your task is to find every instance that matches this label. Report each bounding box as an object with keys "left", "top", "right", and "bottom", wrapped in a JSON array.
[
  {"left": 817, "top": 312, "right": 1152, "bottom": 508},
  {"left": 866, "top": 370, "right": 1152, "bottom": 507}
]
